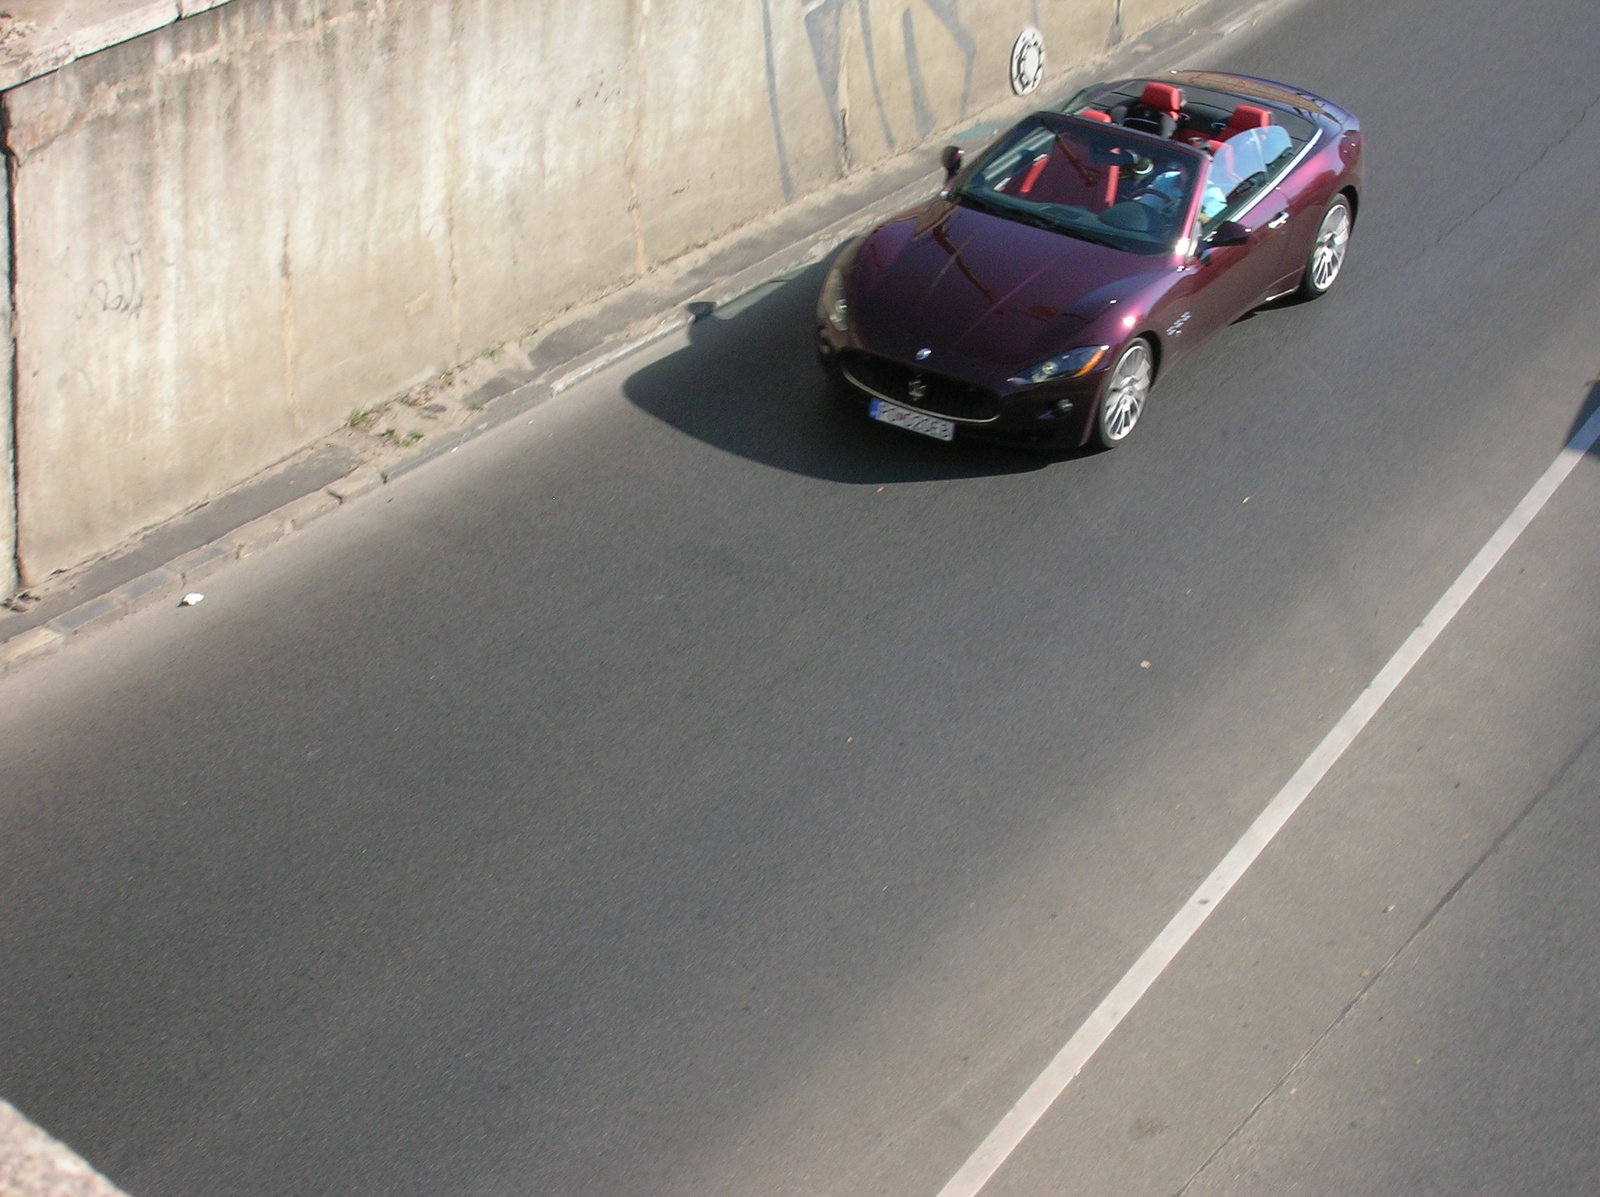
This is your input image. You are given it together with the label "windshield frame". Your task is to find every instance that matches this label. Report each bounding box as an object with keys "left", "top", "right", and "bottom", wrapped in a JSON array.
[{"left": 947, "top": 112, "right": 1207, "bottom": 256}]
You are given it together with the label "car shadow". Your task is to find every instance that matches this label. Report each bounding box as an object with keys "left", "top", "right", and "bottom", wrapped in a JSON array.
[
  {"left": 621, "top": 259, "right": 1064, "bottom": 485},
  {"left": 1569, "top": 380, "right": 1600, "bottom": 455}
]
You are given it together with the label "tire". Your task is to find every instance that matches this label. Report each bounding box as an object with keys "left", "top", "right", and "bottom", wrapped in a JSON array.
[
  {"left": 1093, "top": 339, "right": 1154, "bottom": 448},
  {"left": 1297, "top": 195, "right": 1353, "bottom": 299}
]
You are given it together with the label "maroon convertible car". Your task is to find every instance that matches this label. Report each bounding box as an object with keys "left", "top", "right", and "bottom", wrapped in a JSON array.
[{"left": 816, "top": 71, "right": 1363, "bottom": 448}]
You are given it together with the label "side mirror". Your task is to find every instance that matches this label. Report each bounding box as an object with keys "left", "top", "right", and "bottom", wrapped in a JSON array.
[
  {"left": 1206, "top": 220, "right": 1249, "bottom": 248},
  {"left": 940, "top": 145, "right": 963, "bottom": 179}
]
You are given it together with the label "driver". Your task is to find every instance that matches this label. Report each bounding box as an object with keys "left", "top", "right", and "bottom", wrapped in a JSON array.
[{"left": 1133, "top": 166, "right": 1189, "bottom": 217}]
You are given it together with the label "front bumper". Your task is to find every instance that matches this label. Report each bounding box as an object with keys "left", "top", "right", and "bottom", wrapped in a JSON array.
[{"left": 817, "top": 328, "right": 1106, "bottom": 446}]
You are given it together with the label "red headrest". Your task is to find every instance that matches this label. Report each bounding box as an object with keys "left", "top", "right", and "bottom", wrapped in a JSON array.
[
  {"left": 1226, "top": 104, "right": 1272, "bottom": 133},
  {"left": 1137, "top": 82, "right": 1184, "bottom": 114},
  {"left": 1077, "top": 109, "right": 1113, "bottom": 123}
]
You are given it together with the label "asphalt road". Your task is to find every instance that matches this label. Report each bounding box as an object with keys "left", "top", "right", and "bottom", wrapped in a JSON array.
[{"left": 4, "top": 0, "right": 1600, "bottom": 1193}]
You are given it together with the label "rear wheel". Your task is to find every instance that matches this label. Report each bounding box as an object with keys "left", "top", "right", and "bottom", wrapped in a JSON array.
[
  {"left": 1093, "top": 339, "right": 1153, "bottom": 448},
  {"left": 1297, "top": 195, "right": 1352, "bottom": 299}
]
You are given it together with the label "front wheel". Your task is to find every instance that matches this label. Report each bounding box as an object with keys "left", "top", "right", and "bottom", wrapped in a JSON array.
[
  {"left": 1093, "top": 339, "right": 1154, "bottom": 448},
  {"left": 1297, "top": 195, "right": 1352, "bottom": 299}
]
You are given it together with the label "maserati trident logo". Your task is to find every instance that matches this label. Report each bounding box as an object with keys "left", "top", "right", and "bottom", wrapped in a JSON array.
[
  {"left": 916, "top": 347, "right": 932, "bottom": 360},
  {"left": 907, "top": 376, "right": 927, "bottom": 403}
]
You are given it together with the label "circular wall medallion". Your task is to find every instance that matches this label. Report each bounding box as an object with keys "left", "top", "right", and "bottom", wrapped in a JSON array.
[{"left": 1009, "top": 26, "right": 1045, "bottom": 96}]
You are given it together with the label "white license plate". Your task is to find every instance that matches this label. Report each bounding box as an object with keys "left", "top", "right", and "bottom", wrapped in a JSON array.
[{"left": 869, "top": 398, "right": 955, "bottom": 442}]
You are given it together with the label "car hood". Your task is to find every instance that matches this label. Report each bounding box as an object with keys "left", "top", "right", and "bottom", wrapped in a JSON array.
[{"left": 849, "top": 200, "right": 1161, "bottom": 369}]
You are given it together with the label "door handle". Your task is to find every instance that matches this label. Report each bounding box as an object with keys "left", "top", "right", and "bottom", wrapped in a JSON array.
[{"left": 1267, "top": 211, "right": 1290, "bottom": 229}]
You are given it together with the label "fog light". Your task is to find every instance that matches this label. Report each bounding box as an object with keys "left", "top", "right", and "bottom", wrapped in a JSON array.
[{"left": 1055, "top": 398, "right": 1074, "bottom": 412}]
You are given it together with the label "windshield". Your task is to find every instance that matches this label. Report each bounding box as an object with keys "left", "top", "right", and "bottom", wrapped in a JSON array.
[{"left": 952, "top": 116, "right": 1200, "bottom": 255}]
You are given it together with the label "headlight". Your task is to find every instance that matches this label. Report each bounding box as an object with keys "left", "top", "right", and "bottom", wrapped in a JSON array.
[
  {"left": 818, "top": 238, "right": 864, "bottom": 333},
  {"left": 1007, "top": 344, "right": 1110, "bottom": 387},
  {"left": 819, "top": 265, "right": 849, "bottom": 331}
]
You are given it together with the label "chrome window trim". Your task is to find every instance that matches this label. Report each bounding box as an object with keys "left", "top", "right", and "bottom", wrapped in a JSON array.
[{"left": 1189, "top": 126, "right": 1324, "bottom": 254}]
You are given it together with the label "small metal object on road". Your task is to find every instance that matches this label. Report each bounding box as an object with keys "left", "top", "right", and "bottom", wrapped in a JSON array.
[{"left": 180, "top": 592, "right": 205, "bottom": 607}]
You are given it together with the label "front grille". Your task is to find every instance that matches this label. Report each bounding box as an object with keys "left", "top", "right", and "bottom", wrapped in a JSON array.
[{"left": 839, "top": 352, "right": 1000, "bottom": 423}]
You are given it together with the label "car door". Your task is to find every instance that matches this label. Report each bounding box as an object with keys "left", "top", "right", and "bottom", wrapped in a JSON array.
[
  {"left": 1149, "top": 131, "right": 1298, "bottom": 356},
  {"left": 1178, "top": 188, "right": 1294, "bottom": 339},
  {"left": 1268, "top": 136, "right": 1345, "bottom": 294}
]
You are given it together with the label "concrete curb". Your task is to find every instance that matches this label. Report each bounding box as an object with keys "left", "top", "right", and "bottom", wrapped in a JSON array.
[
  {"left": 0, "top": 0, "right": 1308, "bottom": 682},
  {"left": 1, "top": 477, "right": 353, "bottom": 675},
  {"left": 0, "top": 1098, "right": 131, "bottom": 1197}
]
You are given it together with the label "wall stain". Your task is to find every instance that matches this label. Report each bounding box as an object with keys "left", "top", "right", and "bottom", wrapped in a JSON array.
[
  {"left": 626, "top": 0, "right": 651, "bottom": 276},
  {"left": 916, "top": 0, "right": 976, "bottom": 120},
  {"left": 783, "top": 0, "right": 978, "bottom": 178},
  {"left": 901, "top": 10, "right": 935, "bottom": 138},
  {"left": 760, "top": 0, "right": 794, "bottom": 200},
  {"left": 280, "top": 233, "right": 303, "bottom": 433},
  {"left": 803, "top": 0, "right": 895, "bottom": 169}
]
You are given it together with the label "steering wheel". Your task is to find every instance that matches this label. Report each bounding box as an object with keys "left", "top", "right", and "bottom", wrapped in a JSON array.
[{"left": 1128, "top": 185, "right": 1177, "bottom": 215}]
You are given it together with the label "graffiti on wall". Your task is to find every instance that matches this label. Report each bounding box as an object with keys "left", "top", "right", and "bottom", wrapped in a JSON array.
[
  {"left": 760, "top": 0, "right": 979, "bottom": 201},
  {"left": 78, "top": 246, "right": 145, "bottom": 321}
]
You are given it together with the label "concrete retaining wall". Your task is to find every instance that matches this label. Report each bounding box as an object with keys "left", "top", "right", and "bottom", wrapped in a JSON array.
[
  {"left": 2, "top": 158, "right": 14, "bottom": 598},
  {"left": 2, "top": 0, "right": 1191, "bottom": 585}
]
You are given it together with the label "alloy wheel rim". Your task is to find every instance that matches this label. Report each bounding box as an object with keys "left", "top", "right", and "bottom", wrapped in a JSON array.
[
  {"left": 1103, "top": 344, "right": 1151, "bottom": 441},
  {"left": 1310, "top": 204, "right": 1351, "bottom": 291}
]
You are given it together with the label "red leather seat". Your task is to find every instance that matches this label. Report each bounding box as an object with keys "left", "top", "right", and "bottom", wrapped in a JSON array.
[
  {"left": 1138, "top": 82, "right": 1184, "bottom": 117},
  {"left": 1120, "top": 82, "right": 1185, "bottom": 138},
  {"left": 1015, "top": 137, "right": 1119, "bottom": 211},
  {"left": 1077, "top": 109, "right": 1113, "bottom": 123},
  {"left": 1015, "top": 153, "right": 1051, "bottom": 195},
  {"left": 1224, "top": 104, "right": 1273, "bottom": 137}
]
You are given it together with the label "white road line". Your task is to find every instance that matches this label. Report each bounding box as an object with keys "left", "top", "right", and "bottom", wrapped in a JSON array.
[{"left": 936, "top": 403, "right": 1600, "bottom": 1197}]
